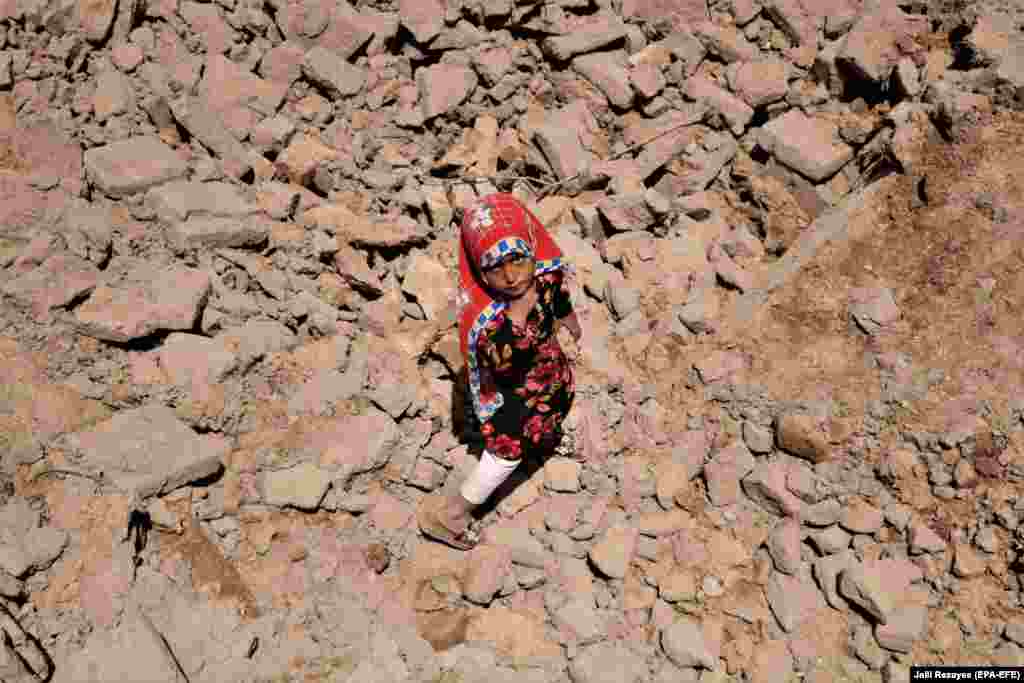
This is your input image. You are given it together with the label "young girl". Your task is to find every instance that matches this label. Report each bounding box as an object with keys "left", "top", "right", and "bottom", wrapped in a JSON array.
[{"left": 418, "top": 193, "right": 582, "bottom": 550}]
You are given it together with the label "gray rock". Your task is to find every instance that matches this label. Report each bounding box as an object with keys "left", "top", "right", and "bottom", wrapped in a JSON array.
[
  {"left": 742, "top": 420, "right": 774, "bottom": 454},
  {"left": 706, "top": 441, "right": 757, "bottom": 507},
  {"left": 883, "top": 502, "right": 912, "bottom": 531},
  {"left": 74, "top": 265, "right": 211, "bottom": 342},
  {"left": 661, "top": 617, "right": 716, "bottom": 669},
  {"left": 767, "top": 518, "right": 802, "bottom": 574},
  {"left": 158, "top": 332, "right": 239, "bottom": 388},
  {"left": 569, "top": 641, "right": 648, "bottom": 683},
  {"left": 742, "top": 461, "right": 802, "bottom": 517},
  {"left": 1006, "top": 622, "right": 1024, "bottom": 646},
  {"left": 169, "top": 96, "right": 254, "bottom": 179},
  {"left": 0, "top": 526, "right": 67, "bottom": 578},
  {"left": 908, "top": 520, "right": 948, "bottom": 555},
  {"left": 543, "top": 13, "right": 627, "bottom": 61},
  {"left": 677, "top": 291, "right": 720, "bottom": 335},
  {"left": 319, "top": 408, "right": 401, "bottom": 485},
  {"left": 553, "top": 599, "right": 606, "bottom": 645},
  {"left": 838, "top": 564, "right": 895, "bottom": 624},
  {"left": 84, "top": 136, "right": 188, "bottom": 197},
  {"left": 0, "top": 570, "right": 24, "bottom": 598},
  {"left": 604, "top": 272, "right": 641, "bottom": 322},
  {"left": 262, "top": 462, "right": 332, "bottom": 510},
  {"left": 53, "top": 610, "right": 190, "bottom": 683},
  {"left": 574, "top": 51, "right": 634, "bottom": 109},
  {"left": 302, "top": 46, "right": 367, "bottom": 97},
  {"left": 66, "top": 404, "right": 228, "bottom": 499},
  {"left": 217, "top": 319, "right": 300, "bottom": 369},
  {"left": 417, "top": 62, "right": 478, "bottom": 120},
  {"left": 2, "top": 253, "right": 100, "bottom": 319},
  {"left": 849, "top": 286, "right": 900, "bottom": 335},
  {"left": 808, "top": 525, "right": 851, "bottom": 555},
  {"left": 287, "top": 369, "right": 362, "bottom": 417},
  {"left": 147, "top": 181, "right": 259, "bottom": 224},
  {"left": 802, "top": 499, "right": 843, "bottom": 527},
  {"left": 589, "top": 525, "right": 637, "bottom": 579},
  {"left": 852, "top": 624, "right": 888, "bottom": 669},
  {"left": 814, "top": 550, "right": 856, "bottom": 609},
  {"left": 766, "top": 567, "right": 826, "bottom": 632},
  {"left": 875, "top": 602, "right": 927, "bottom": 653},
  {"left": 758, "top": 108, "right": 853, "bottom": 182}
]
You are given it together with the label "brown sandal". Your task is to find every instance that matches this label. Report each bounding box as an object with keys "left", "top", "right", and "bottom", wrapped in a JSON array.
[{"left": 417, "top": 503, "right": 480, "bottom": 551}]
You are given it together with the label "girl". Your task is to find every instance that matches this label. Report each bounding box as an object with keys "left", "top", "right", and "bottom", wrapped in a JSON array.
[{"left": 418, "top": 193, "right": 582, "bottom": 550}]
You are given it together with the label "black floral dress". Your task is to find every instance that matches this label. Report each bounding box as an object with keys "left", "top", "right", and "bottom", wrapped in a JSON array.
[{"left": 475, "top": 270, "right": 575, "bottom": 460}]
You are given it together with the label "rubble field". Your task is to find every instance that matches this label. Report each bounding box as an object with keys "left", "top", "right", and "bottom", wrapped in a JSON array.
[{"left": 1, "top": 0, "right": 1024, "bottom": 681}]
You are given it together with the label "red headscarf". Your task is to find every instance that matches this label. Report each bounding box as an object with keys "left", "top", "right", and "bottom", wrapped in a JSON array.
[{"left": 458, "top": 193, "right": 566, "bottom": 423}]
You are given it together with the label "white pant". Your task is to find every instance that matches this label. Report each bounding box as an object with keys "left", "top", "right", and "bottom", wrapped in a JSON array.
[{"left": 459, "top": 450, "right": 520, "bottom": 505}]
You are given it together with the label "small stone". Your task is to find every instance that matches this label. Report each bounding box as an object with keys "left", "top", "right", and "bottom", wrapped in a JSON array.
[
  {"left": 517, "top": 567, "right": 546, "bottom": 589},
  {"left": 775, "top": 413, "right": 830, "bottom": 463},
  {"left": 852, "top": 624, "right": 888, "bottom": 670},
  {"left": 808, "top": 525, "right": 851, "bottom": 555},
  {"left": 838, "top": 565, "right": 894, "bottom": 624},
  {"left": 553, "top": 599, "right": 606, "bottom": 645},
  {"left": 839, "top": 499, "right": 884, "bottom": 535},
  {"left": 661, "top": 617, "right": 717, "bottom": 670},
  {"left": 545, "top": 457, "right": 582, "bottom": 493},
  {"left": 814, "top": 550, "right": 856, "bottom": 610},
  {"left": 803, "top": 499, "right": 843, "bottom": 527},
  {"left": 884, "top": 503, "right": 912, "bottom": 531},
  {"left": 952, "top": 543, "right": 986, "bottom": 578},
  {"left": 975, "top": 526, "right": 999, "bottom": 554},
  {"left": 1005, "top": 622, "right": 1024, "bottom": 646},
  {"left": 767, "top": 518, "right": 802, "bottom": 574},
  {"left": 262, "top": 462, "right": 331, "bottom": 510},
  {"left": 875, "top": 602, "right": 928, "bottom": 653},
  {"left": 908, "top": 521, "right": 947, "bottom": 555},
  {"left": 766, "top": 568, "right": 826, "bottom": 632},
  {"left": 589, "top": 525, "right": 637, "bottom": 579},
  {"left": 569, "top": 641, "right": 649, "bottom": 683},
  {"left": 742, "top": 420, "right": 774, "bottom": 454},
  {"left": 463, "top": 545, "right": 512, "bottom": 605}
]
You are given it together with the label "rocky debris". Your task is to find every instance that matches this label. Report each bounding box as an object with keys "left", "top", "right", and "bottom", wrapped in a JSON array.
[
  {"left": 909, "top": 520, "right": 949, "bottom": 555},
  {"left": 705, "top": 440, "right": 756, "bottom": 506},
  {"left": 0, "top": 0, "right": 1018, "bottom": 678},
  {"left": 742, "top": 461, "right": 802, "bottom": 517},
  {"left": 838, "top": 564, "right": 895, "bottom": 624},
  {"left": 66, "top": 404, "right": 228, "bottom": 498},
  {"left": 766, "top": 517, "right": 802, "bottom": 574},
  {"left": 84, "top": 137, "right": 188, "bottom": 197},
  {"left": 2, "top": 253, "right": 101, "bottom": 320},
  {"left": 875, "top": 602, "right": 928, "bottom": 653},
  {"left": 262, "top": 462, "right": 332, "bottom": 510},
  {"left": 73, "top": 265, "right": 212, "bottom": 342},
  {"left": 766, "top": 567, "right": 827, "bottom": 632},
  {"left": 570, "top": 641, "right": 649, "bottom": 683},
  {"left": 589, "top": 524, "right": 637, "bottom": 579},
  {"left": 757, "top": 109, "right": 854, "bottom": 182}
]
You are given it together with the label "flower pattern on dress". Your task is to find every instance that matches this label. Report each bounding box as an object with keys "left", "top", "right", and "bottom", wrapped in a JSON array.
[{"left": 472, "top": 269, "right": 576, "bottom": 460}]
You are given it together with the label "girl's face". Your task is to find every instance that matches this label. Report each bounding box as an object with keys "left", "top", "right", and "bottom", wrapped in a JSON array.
[{"left": 482, "top": 253, "right": 535, "bottom": 300}]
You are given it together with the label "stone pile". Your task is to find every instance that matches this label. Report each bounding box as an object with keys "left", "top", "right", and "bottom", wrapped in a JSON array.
[{"left": 0, "top": 0, "right": 1023, "bottom": 681}]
